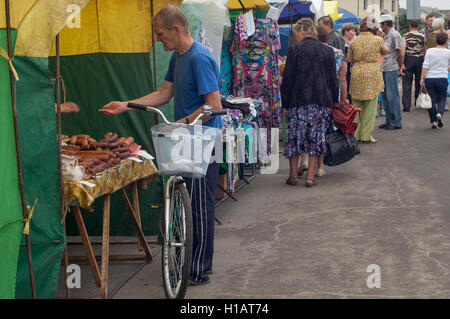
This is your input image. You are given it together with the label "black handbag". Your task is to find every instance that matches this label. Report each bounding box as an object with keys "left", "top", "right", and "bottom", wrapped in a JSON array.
[{"left": 324, "top": 123, "right": 359, "bottom": 166}]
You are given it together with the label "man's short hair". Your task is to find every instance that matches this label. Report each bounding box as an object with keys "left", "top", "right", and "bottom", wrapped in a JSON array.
[
  {"left": 341, "top": 23, "right": 356, "bottom": 36},
  {"left": 425, "top": 13, "right": 435, "bottom": 20},
  {"left": 152, "top": 5, "right": 188, "bottom": 31},
  {"left": 432, "top": 17, "right": 445, "bottom": 30},
  {"left": 318, "top": 16, "right": 334, "bottom": 29},
  {"left": 409, "top": 20, "right": 419, "bottom": 29},
  {"left": 436, "top": 32, "right": 448, "bottom": 45},
  {"left": 381, "top": 20, "right": 394, "bottom": 27},
  {"left": 317, "top": 26, "right": 329, "bottom": 43}
]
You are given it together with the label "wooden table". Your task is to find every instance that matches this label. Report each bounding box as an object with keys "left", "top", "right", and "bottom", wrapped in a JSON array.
[
  {"left": 69, "top": 181, "right": 153, "bottom": 298},
  {"left": 63, "top": 155, "right": 159, "bottom": 299}
]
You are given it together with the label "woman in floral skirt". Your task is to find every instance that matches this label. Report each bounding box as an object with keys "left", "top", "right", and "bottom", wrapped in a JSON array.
[{"left": 281, "top": 18, "right": 339, "bottom": 187}]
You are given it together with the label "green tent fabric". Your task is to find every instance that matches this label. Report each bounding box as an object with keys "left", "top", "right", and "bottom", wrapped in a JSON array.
[
  {"left": 0, "top": 28, "right": 22, "bottom": 299},
  {"left": 48, "top": 53, "right": 164, "bottom": 237},
  {"left": 13, "top": 55, "right": 66, "bottom": 298},
  {"left": 5, "top": 0, "right": 227, "bottom": 299}
]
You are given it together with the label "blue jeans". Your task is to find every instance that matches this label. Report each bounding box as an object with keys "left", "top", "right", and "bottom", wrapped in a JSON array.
[
  {"left": 425, "top": 78, "right": 448, "bottom": 123},
  {"left": 381, "top": 70, "right": 402, "bottom": 128}
]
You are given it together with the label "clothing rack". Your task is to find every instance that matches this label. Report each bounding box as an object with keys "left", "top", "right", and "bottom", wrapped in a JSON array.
[{"left": 215, "top": 162, "right": 257, "bottom": 225}]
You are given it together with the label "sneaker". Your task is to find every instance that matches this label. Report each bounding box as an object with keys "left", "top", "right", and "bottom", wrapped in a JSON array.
[
  {"left": 437, "top": 114, "right": 443, "bottom": 128},
  {"left": 315, "top": 168, "right": 326, "bottom": 177},
  {"left": 299, "top": 161, "right": 308, "bottom": 171},
  {"left": 298, "top": 162, "right": 308, "bottom": 176},
  {"left": 432, "top": 122, "right": 438, "bottom": 129},
  {"left": 380, "top": 108, "right": 386, "bottom": 116},
  {"left": 188, "top": 278, "right": 210, "bottom": 286}
]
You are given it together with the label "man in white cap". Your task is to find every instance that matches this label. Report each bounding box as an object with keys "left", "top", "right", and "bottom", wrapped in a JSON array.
[{"left": 378, "top": 14, "right": 404, "bottom": 130}]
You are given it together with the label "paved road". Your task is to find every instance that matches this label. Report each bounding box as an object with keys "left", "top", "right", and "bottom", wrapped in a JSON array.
[{"left": 59, "top": 105, "right": 450, "bottom": 299}]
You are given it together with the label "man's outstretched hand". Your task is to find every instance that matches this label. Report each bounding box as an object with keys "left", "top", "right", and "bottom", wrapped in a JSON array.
[{"left": 99, "top": 101, "right": 128, "bottom": 115}]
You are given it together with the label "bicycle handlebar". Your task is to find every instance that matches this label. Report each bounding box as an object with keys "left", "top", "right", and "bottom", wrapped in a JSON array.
[
  {"left": 127, "top": 102, "right": 148, "bottom": 111},
  {"left": 209, "top": 109, "right": 227, "bottom": 116},
  {"left": 127, "top": 102, "right": 226, "bottom": 125}
]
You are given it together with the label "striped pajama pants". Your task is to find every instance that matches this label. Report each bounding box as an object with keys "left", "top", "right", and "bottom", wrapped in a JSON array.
[{"left": 185, "top": 161, "right": 219, "bottom": 283}]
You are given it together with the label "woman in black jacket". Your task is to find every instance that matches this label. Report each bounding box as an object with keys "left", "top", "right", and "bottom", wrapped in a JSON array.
[{"left": 281, "top": 18, "right": 339, "bottom": 187}]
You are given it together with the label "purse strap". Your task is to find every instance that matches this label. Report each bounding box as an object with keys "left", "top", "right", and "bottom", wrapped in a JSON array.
[{"left": 327, "top": 117, "right": 335, "bottom": 135}]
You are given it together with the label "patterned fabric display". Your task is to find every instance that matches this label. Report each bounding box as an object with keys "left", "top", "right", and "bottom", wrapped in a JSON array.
[
  {"left": 231, "top": 15, "right": 282, "bottom": 130},
  {"left": 220, "top": 27, "right": 234, "bottom": 96}
]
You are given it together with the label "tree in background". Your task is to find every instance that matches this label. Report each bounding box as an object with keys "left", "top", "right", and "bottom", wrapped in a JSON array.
[
  {"left": 396, "top": 12, "right": 409, "bottom": 35},
  {"left": 396, "top": 10, "right": 449, "bottom": 36}
]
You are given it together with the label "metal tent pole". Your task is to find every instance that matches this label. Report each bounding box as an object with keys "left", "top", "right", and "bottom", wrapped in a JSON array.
[
  {"left": 5, "top": 0, "right": 37, "bottom": 299},
  {"left": 55, "top": 34, "right": 71, "bottom": 299},
  {"left": 150, "top": 0, "right": 157, "bottom": 92}
]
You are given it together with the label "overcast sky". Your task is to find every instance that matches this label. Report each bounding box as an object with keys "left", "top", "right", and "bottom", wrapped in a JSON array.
[{"left": 399, "top": 0, "right": 450, "bottom": 10}]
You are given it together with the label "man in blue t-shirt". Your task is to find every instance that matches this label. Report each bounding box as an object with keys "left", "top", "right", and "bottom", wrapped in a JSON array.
[{"left": 99, "top": 5, "right": 222, "bottom": 286}]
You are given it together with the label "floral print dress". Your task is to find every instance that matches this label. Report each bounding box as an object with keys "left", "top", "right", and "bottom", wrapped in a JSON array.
[{"left": 346, "top": 32, "right": 389, "bottom": 101}]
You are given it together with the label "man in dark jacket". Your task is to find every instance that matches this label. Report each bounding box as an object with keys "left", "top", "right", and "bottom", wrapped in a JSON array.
[{"left": 318, "top": 15, "right": 345, "bottom": 52}]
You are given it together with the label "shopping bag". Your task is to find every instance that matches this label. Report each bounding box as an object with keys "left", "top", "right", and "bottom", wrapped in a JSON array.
[
  {"left": 417, "top": 87, "right": 432, "bottom": 109},
  {"left": 331, "top": 101, "right": 361, "bottom": 136},
  {"left": 324, "top": 127, "right": 358, "bottom": 166}
]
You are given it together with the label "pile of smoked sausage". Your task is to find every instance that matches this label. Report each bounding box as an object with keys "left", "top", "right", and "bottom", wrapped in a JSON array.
[{"left": 61, "top": 133, "right": 141, "bottom": 176}]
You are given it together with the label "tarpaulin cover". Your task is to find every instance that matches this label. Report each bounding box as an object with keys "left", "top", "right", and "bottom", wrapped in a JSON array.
[
  {"left": 47, "top": 52, "right": 165, "bottom": 237},
  {"left": 0, "top": 28, "right": 22, "bottom": 299},
  {"left": 49, "top": 0, "right": 181, "bottom": 56},
  {"left": 227, "top": 0, "right": 269, "bottom": 10},
  {"left": 278, "top": 1, "right": 314, "bottom": 24},
  {"left": 45, "top": 0, "right": 182, "bottom": 237},
  {"left": 322, "top": 0, "right": 343, "bottom": 21},
  {"left": 334, "top": 7, "right": 361, "bottom": 30},
  {"left": 2, "top": 0, "right": 232, "bottom": 299},
  {"left": 14, "top": 55, "right": 66, "bottom": 299},
  {"left": 278, "top": 26, "right": 292, "bottom": 57}
]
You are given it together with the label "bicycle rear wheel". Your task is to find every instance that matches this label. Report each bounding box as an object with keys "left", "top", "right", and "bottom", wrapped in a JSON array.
[{"left": 162, "top": 179, "right": 193, "bottom": 299}]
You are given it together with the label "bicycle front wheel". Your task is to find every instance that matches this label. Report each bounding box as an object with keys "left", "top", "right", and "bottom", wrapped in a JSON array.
[{"left": 162, "top": 180, "right": 193, "bottom": 299}]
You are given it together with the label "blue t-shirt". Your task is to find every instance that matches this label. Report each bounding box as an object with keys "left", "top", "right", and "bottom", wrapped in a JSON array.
[{"left": 165, "top": 41, "right": 221, "bottom": 128}]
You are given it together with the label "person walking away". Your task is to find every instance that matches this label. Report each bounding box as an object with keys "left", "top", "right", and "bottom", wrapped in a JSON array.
[
  {"left": 313, "top": 25, "right": 347, "bottom": 175},
  {"left": 379, "top": 14, "right": 404, "bottom": 131},
  {"left": 318, "top": 15, "right": 346, "bottom": 52},
  {"left": 401, "top": 20, "right": 425, "bottom": 112},
  {"left": 342, "top": 23, "right": 357, "bottom": 102},
  {"left": 420, "top": 13, "right": 435, "bottom": 38},
  {"left": 425, "top": 18, "right": 445, "bottom": 51},
  {"left": 281, "top": 18, "right": 339, "bottom": 187},
  {"left": 420, "top": 32, "right": 450, "bottom": 129},
  {"left": 347, "top": 16, "right": 388, "bottom": 144},
  {"left": 99, "top": 5, "right": 222, "bottom": 286}
]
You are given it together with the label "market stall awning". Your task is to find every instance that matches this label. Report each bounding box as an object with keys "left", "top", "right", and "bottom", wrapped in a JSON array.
[
  {"left": 227, "top": 0, "right": 269, "bottom": 10},
  {"left": 322, "top": 0, "right": 343, "bottom": 21},
  {"left": 278, "top": 0, "right": 314, "bottom": 24},
  {"left": 334, "top": 7, "right": 361, "bottom": 29},
  {"left": 49, "top": 0, "right": 182, "bottom": 57},
  {"left": 7, "top": 0, "right": 91, "bottom": 57}
]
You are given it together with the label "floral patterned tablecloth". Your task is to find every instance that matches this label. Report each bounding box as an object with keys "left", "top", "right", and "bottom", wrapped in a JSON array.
[{"left": 64, "top": 155, "right": 158, "bottom": 210}]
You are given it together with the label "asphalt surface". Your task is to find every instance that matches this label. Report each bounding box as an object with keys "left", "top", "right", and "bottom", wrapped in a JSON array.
[{"left": 58, "top": 102, "right": 450, "bottom": 299}]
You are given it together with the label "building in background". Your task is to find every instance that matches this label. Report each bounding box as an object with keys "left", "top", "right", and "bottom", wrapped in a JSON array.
[{"left": 338, "top": 0, "right": 399, "bottom": 18}]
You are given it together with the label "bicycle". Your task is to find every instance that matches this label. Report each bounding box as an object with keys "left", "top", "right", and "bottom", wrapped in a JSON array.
[{"left": 127, "top": 102, "right": 226, "bottom": 299}]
